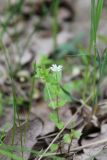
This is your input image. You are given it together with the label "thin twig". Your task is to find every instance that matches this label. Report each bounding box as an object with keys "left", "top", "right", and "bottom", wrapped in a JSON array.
[
  {"left": 37, "top": 132, "right": 58, "bottom": 140},
  {"left": 40, "top": 137, "right": 107, "bottom": 157},
  {"left": 69, "top": 137, "right": 107, "bottom": 153}
]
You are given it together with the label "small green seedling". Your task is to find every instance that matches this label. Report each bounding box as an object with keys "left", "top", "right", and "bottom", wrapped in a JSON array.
[
  {"left": 50, "top": 143, "right": 59, "bottom": 152},
  {"left": 63, "top": 130, "right": 81, "bottom": 144},
  {"left": 35, "top": 63, "right": 67, "bottom": 129},
  {"left": 63, "top": 129, "right": 81, "bottom": 153},
  {"left": 35, "top": 62, "right": 81, "bottom": 154}
]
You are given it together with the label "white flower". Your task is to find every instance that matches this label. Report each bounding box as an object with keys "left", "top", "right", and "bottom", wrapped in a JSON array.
[{"left": 50, "top": 64, "right": 63, "bottom": 72}]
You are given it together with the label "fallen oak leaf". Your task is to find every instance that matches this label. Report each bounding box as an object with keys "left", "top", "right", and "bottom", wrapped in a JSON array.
[
  {"left": 78, "top": 116, "right": 101, "bottom": 146},
  {"left": 0, "top": 117, "right": 43, "bottom": 160}
]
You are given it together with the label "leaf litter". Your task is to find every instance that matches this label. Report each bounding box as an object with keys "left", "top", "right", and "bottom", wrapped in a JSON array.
[{"left": 0, "top": 0, "right": 107, "bottom": 160}]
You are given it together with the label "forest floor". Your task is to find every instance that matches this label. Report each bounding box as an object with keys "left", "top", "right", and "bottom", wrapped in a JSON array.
[{"left": 0, "top": 0, "right": 107, "bottom": 160}]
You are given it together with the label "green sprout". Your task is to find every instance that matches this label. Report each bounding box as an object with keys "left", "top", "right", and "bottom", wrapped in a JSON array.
[
  {"left": 63, "top": 129, "right": 81, "bottom": 153},
  {"left": 35, "top": 63, "right": 65, "bottom": 129},
  {"left": 35, "top": 62, "right": 82, "bottom": 155}
]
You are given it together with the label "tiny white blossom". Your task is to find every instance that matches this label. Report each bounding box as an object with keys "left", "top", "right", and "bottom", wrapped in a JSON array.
[{"left": 50, "top": 64, "right": 63, "bottom": 72}]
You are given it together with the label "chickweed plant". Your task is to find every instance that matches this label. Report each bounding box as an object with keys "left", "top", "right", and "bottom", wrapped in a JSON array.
[
  {"left": 35, "top": 62, "right": 81, "bottom": 154},
  {"left": 35, "top": 63, "right": 64, "bottom": 130},
  {"left": 63, "top": 129, "right": 81, "bottom": 153}
]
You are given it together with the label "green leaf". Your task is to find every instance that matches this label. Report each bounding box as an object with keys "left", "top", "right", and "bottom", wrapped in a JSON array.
[
  {"left": 72, "top": 130, "right": 81, "bottom": 139},
  {"left": 90, "top": 0, "right": 103, "bottom": 47},
  {"left": 56, "top": 121, "right": 64, "bottom": 129},
  {"left": 48, "top": 102, "right": 55, "bottom": 109},
  {"left": 49, "top": 101, "right": 57, "bottom": 109},
  {"left": 49, "top": 99, "right": 67, "bottom": 109},
  {"left": 50, "top": 143, "right": 58, "bottom": 152},
  {"left": 63, "top": 134, "right": 71, "bottom": 144},
  {"left": 50, "top": 112, "right": 59, "bottom": 123},
  {"left": 56, "top": 99, "right": 67, "bottom": 107},
  {"left": 35, "top": 65, "right": 52, "bottom": 83},
  {"left": 44, "top": 84, "right": 58, "bottom": 101}
]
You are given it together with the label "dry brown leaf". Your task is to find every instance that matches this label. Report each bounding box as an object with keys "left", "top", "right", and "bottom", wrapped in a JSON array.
[{"left": 0, "top": 117, "right": 43, "bottom": 160}]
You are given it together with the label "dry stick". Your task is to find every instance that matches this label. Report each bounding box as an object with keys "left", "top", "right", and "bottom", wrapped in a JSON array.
[
  {"left": 37, "top": 95, "right": 92, "bottom": 160},
  {"left": 41, "top": 137, "right": 107, "bottom": 157},
  {"left": 69, "top": 137, "right": 107, "bottom": 153},
  {"left": 37, "top": 133, "right": 58, "bottom": 140}
]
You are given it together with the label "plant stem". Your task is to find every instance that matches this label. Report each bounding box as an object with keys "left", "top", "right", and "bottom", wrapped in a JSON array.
[
  {"left": 52, "top": 0, "right": 60, "bottom": 50},
  {"left": 24, "top": 74, "right": 36, "bottom": 143},
  {"left": 55, "top": 73, "right": 60, "bottom": 123},
  {"left": 68, "top": 139, "right": 72, "bottom": 154},
  {"left": 1, "top": 41, "right": 24, "bottom": 159}
]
